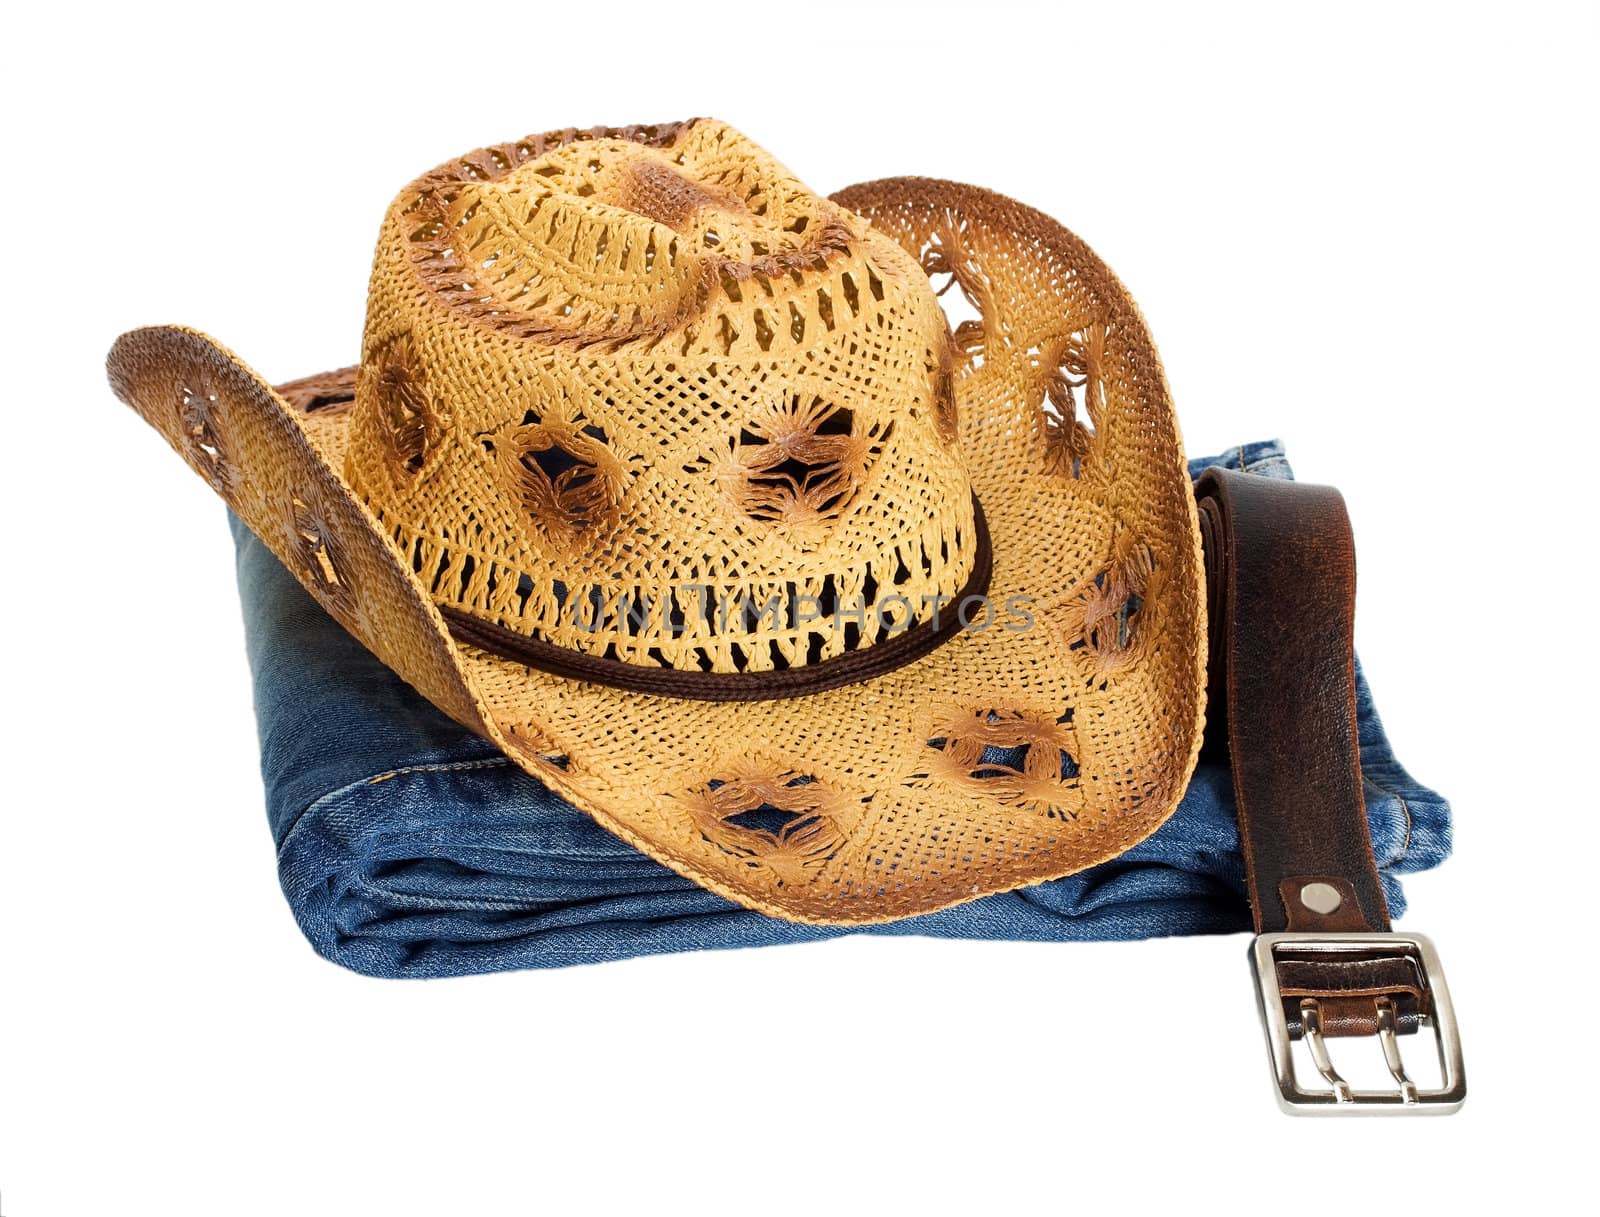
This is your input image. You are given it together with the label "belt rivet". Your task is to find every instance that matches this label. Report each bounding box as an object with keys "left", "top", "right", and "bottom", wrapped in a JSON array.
[{"left": 1299, "top": 882, "right": 1343, "bottom": 915}]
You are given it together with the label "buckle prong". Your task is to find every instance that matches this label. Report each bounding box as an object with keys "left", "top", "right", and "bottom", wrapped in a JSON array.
[
  {"left": 1298, "top": 1000, "right": 1354, "bottom": 1102},
  {"left": 1250, "top": 931, "right": 1465, "bottom": 1115},
  {"left": 1375, "top": 998, "right": 1420, "bottom": 1104}
]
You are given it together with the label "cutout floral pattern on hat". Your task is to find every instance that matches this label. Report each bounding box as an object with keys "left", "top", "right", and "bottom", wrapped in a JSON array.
[
  {"left": 676, "top": 767, "right": 863, "bottom": 888},
  {"left": 919, "top": 707, "right": 1082, "bottom": 820},
  {"left": 177, "top": 376, "right": 235, "bottom": 499},
  {"left": 364, "top": 332, "right": 448, "bottom": 483}
]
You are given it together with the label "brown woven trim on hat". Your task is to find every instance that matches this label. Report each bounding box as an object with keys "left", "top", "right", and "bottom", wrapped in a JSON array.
[{"left": 438, "top": 494, "right": 992, "bottom": 701}]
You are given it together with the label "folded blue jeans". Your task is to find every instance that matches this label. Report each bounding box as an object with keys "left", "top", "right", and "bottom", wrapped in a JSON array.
[{"left": 230, "top": 439, "right": 1450, "bottom": 978}]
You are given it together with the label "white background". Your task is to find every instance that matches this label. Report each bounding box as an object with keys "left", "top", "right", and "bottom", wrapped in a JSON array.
[{"left": 2, "top": 2, "right": 1595, "bottom": 1212}]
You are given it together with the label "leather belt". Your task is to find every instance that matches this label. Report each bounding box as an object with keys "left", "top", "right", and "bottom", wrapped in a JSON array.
[{"left": 1194, "top": 468, "right": 1465, "bottom": 1113}]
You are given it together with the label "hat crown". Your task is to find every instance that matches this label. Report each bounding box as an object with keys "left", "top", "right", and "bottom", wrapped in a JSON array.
[{"left": 344, "top": 120, "right": 977, "bottom": 676}]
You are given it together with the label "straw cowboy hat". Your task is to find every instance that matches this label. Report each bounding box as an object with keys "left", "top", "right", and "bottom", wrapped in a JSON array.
[{"left": 107, "top": 118, "right": 1205, "bottom": 923}]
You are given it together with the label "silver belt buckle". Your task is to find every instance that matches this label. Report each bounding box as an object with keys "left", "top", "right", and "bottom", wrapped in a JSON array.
[{"left": 1250, "top": 931, "right": 1466, "bottom": 1114}]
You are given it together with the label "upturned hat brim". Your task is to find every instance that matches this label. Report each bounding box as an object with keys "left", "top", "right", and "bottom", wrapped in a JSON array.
[{"left": 107, "top": 178, "right": 1206, "bottom": 925}]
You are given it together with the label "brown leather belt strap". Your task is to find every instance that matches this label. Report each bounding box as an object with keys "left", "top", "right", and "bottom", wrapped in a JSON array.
[
  {"left": 1192, "top": 467, "right": 1450, "bottom": 1066},
  {"left": 1200, "top": 467, "right": 1465, "bottom": 1111},
  {"left": 1194, "top": 467, "right": 1390, "bottom": 938},
  {"left": 1187, "top": 464, "right": 1467, "bottom": 1108}
]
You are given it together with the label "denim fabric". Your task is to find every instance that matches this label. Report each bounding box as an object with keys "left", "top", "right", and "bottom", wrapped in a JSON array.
[{"left": 229, "top": 440, "right": 1450, "bottom": 978}]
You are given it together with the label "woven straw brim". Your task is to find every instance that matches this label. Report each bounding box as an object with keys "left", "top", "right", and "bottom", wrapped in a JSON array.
[{"left": 107, "top": 178, "right": 1207, "bottom": 925}]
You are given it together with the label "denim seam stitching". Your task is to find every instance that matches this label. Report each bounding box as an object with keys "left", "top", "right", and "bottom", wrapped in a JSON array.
[
  {"left": 1360, "top": 769, "right": 1417, "bottom": 869},
  {"left": 276, "top": 756, "right": 515, "bottom": 849},
  {"left": 278, "top": 759, "right": 653, "bottom": 862}
]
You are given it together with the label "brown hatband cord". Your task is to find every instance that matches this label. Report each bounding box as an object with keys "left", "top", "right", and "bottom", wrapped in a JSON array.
[{"left": 441, "top": 495, "right": 993, "bottom": 702}]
